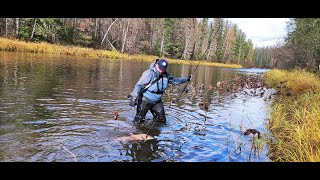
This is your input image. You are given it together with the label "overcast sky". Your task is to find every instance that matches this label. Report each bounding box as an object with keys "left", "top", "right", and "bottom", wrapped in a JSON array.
[{"left": 226, "top": 18, "right": 290, "bottom": 48}]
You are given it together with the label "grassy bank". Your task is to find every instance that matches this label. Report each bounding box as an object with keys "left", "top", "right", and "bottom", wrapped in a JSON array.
[
  {"left": 0, "top": 37, "right": 242, "bottom": 68},
  {"left": 264, "top": 69, "right": 320, "bottom": 161}
]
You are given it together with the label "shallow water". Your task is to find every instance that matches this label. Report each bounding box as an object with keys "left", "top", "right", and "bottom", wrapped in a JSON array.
[{"left": 0, "top": 52, "right": 273, "bottom": 162}]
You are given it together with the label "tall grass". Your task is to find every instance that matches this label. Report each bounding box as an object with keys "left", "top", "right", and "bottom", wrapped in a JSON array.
[
  {"left": 264, "top": 69, "right": 320, "bottom": 161},
  {"left": 264, "top": 69, "right": 320, "bottom": 95},
  {"left": 0, "top": 37, "right": 242, "bottom": 68}
]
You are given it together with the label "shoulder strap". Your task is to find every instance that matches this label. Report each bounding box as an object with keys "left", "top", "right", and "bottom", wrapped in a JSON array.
[{"left": 141, "top": 75, "right": 163, "bottom": 93}]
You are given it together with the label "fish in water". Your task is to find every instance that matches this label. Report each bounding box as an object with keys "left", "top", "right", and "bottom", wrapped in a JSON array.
[{"left": 116, "top": 134, "right": 154, "bottom": 142}]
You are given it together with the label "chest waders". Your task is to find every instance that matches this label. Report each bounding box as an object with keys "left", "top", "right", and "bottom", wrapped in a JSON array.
[{"left": 134, "top": 75, "right": 166, "bottom": 123}]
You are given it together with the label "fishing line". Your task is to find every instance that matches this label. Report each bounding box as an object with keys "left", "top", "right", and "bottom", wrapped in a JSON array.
[{"left": 176, "top": 61, "right": 201, "bottom": 102}]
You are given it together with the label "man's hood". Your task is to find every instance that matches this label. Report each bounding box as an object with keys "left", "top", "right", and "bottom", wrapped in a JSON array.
[{"left": 149, "top": 61, "right": 157, "bottom": 71}]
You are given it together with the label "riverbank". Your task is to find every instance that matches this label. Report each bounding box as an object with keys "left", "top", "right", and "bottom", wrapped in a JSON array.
[
  {"left": 264, "top": 69, "right": 320, "bottom": 161},
  {"left": 0, "top": 37, "right": 242, "bottom": 68}
]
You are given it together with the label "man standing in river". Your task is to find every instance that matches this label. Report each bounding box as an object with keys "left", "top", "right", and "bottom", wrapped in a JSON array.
[{"left": 128, "top": 59, "right": 192, "bottom": 123}]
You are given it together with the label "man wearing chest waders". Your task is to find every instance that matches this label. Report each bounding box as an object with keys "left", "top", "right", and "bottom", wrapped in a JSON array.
[{"left": 128, "top": 59, "right": 192, "bottom": 123}]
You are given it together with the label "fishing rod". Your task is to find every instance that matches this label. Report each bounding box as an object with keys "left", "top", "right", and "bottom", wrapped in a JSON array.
[
  {"left": 146, "top": 62, "right": 201, "bottom": 135},
  {"left": 176, "top": 61, "right": 201, "bottom": 102}
]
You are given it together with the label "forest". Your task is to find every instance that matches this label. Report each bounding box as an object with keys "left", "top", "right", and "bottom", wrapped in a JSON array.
[
  {"left": 0, "top": 18, "right": 320, "bottom": 72},
  {"left": 1, "top": 18, "right": 318, "bottom": 71}
]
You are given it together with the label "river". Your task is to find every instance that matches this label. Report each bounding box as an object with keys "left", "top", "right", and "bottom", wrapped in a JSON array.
[{"left": 0, "top": 52, "right": 273, "bottom": 162}]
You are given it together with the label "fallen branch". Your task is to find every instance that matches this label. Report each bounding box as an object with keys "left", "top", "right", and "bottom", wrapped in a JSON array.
[{"left": 101, "top": 18, "right": 118, "bottom": 51}]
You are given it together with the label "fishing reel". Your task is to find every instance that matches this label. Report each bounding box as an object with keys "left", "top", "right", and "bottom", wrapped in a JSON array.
[{"left": 127, "top": 95, "right": 137, "bottom": 107}]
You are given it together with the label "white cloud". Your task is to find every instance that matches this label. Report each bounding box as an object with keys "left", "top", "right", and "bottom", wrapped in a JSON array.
[
  {"left": 255, "top": 39, "right": 285, "bottom": 47},
  {"left": 226, "top": 18, "right": 290, "bottom": 48}
]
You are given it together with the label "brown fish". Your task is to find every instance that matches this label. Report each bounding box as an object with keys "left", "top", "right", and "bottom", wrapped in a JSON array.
[{"left": 116, "top": 134, "right": 154, "bottom": 142}]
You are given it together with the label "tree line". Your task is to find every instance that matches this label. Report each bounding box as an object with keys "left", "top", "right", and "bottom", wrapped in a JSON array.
[
  {"left": 0, "top": 18, "right": 319, "bottom": 72},
  {"left": 253, "top": 18, "right": 320, "bottom": 72},
  {"left": 0, "top": 18, "right": 254, "bottom": 66}
]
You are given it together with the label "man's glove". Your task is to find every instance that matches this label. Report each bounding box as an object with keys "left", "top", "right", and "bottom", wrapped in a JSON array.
[
  {"left": 129, "top": 96, "right": 137, "bottom": 107},
  {"left": 187, "top": 75, "right": 193, "bottom": 81}
]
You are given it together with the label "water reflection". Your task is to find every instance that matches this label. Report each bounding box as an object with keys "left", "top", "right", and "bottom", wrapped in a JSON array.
[
  {"left": 0, "top": 52, "right": 272, "bottom": 162},
  {"left": 118, "top": 123, "right": 163, "bottom": 162}
]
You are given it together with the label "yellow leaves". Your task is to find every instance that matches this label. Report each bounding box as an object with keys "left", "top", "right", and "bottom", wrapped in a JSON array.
[{"left": 0, "top": 37, "right": 242, "bottom": 68}]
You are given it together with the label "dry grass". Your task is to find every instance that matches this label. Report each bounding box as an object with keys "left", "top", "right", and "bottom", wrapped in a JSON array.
[
  {"left": 264, "top": 69, "right": 320, "bottom": 161},
  {"left": 264, "top": 69, "right": 320, "bottom": 95},
  {"left": 0, "top": 37, "right": 242, "bottom": 68}
]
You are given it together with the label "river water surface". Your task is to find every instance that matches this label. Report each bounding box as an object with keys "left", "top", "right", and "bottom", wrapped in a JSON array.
[{"left": 0, "top": 52, "right": 273, "bottom": 162}]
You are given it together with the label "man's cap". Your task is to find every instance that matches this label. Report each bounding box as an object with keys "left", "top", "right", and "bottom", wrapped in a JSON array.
[{"left": 157, "top": 59, "right": 168, "bottom": 71}]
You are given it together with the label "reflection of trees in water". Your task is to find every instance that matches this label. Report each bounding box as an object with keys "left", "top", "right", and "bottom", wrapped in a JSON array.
[
  {"left": 121, "top": 139, "right": 160, "bottom": 162},
  {"left": 120, "top": 123, "right": 163, "bottom": 162},
  {"left": 165, "top": 65, "right": 241, "bottom": 109}
]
